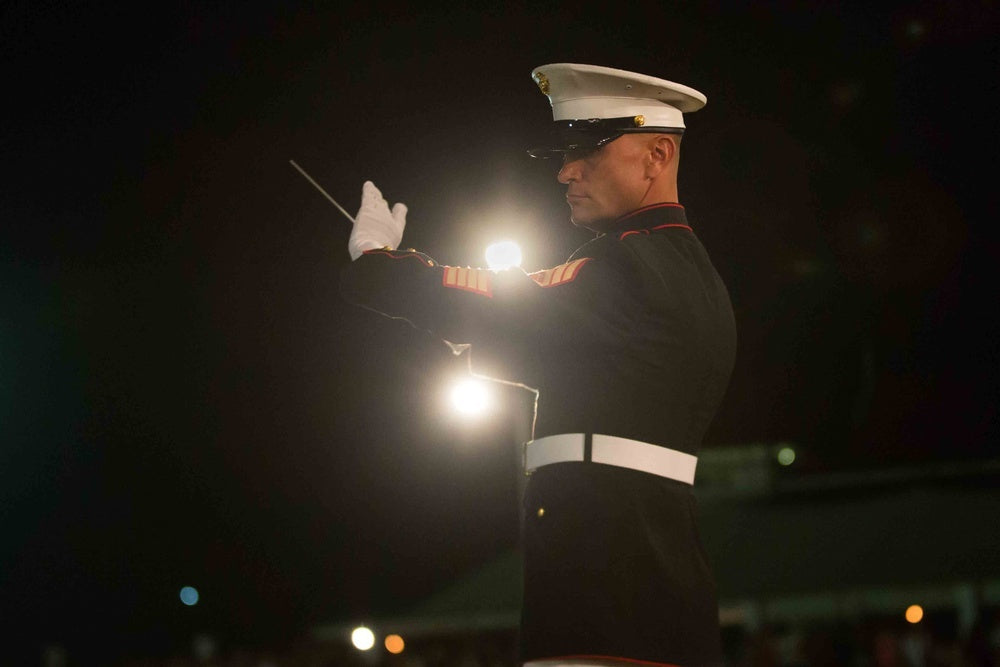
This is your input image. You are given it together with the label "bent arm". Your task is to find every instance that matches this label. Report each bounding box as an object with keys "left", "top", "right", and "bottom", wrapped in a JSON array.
[{"left": 340, "top": 247, "right": 640, "bottom": 355}]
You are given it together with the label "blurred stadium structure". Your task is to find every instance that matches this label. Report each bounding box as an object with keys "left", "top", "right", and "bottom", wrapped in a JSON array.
[{"left": 301, "top": 449, "right": 1000, "bottom": 666}]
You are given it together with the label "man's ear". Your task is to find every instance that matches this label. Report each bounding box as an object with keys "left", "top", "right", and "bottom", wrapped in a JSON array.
[{"left": 645, "top": 134, "right": 678, "bottom": 178}]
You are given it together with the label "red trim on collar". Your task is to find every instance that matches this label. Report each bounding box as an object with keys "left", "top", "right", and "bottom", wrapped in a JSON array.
[
  {"left": 618, "top": 223, "right": 692, "bottom": 240},
  {"left": 651, "top": 223, "right": 692, "bottom": 232},
  {"left": 614, "top": 202, "right": 684, "bottom": 224}
]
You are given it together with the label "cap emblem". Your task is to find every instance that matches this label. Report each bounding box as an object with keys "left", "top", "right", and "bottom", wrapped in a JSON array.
[
  {"left": 533, "top": 71, "right": 550, "bottom": 95},
  {"left": 634, "top": 115, "right": 645, "bottom": 127}
]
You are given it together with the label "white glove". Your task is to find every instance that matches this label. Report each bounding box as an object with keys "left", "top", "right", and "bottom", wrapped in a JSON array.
[{"left": 348, "top": 180, "right": 407, "bottom": 260}]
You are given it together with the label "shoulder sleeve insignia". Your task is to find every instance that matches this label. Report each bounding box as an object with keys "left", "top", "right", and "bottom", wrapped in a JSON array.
[
  {"left": 528, "top": 257, "right": 592, "bottom": 288},
  {"left": 442, "top": 266, "right": 493, "bottom": 297}
]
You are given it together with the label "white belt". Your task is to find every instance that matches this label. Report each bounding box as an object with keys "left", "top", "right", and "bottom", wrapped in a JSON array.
[{"left": 524, "top": 433, "right": 698, "bottom": 485}]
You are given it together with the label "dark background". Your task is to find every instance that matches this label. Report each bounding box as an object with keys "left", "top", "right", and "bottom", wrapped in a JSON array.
[{"left": 2, "top": 1, "right": 997, "bottom": 662}]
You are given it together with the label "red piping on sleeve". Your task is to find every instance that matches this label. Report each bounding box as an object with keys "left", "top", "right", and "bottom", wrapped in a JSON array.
[{"left": 361, "top": 249, "right": 434, "bottom": 267}]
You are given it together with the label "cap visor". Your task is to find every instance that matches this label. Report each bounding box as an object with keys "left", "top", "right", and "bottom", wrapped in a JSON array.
[{"left": 526, "top": 130, "right": 622, "bottom": 159}]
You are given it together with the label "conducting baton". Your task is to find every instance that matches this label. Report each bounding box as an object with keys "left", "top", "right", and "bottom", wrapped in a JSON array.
[{"left": 289, "top": 159, "right": 355, "bottom": 224}]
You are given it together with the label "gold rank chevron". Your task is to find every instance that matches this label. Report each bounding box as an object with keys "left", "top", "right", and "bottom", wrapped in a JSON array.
[
  {"left": 528, "top": 258, "right": 591, "bottom": 287},
  {"left": 442, "top": 266, "right": 493, "bottom": 297}
]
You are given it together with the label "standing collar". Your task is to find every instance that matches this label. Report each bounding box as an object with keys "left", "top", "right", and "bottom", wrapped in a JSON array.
[
  {"left": 588, "top": 203, "right": 692, "bottom": 240},
  {"left": 611, "top": 203, "right": 689, "bottom": 233}
]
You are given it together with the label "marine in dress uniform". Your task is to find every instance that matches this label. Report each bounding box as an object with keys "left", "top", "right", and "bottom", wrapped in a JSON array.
[{"left": 340, "top": 64, "right": 736, "bottom": 667}]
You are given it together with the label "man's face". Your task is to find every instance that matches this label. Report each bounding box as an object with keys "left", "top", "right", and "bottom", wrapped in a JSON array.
[{"left": 557, "top": 134, "right": 650, "bottom": 229}]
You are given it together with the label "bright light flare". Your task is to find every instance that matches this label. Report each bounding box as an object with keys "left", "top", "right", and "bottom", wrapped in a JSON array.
[
  {"left": 485, "top": 240, "right": 522, "bottom": 270},
  {"left": 905, "top": 604, "right": 924, "bottom": 624},
  {"left": 351, "top": 626, "right": 376, "bottom": 651},
  {"left": 450, "top": 378, "right": 491, "bottom": 416}
]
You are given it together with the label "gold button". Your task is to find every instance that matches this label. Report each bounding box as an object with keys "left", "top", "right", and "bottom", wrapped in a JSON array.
[{"left": 537, "top": 507, "right": 545, "bottom": 518}]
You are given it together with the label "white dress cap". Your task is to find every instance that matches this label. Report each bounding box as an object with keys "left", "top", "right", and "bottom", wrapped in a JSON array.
[{"left": 531, "top": 63, "right": 707, "bottom": 129}]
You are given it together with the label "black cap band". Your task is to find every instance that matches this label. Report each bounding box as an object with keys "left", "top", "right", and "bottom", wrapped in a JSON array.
[{"left": 527, "top": 117, "right": 684, "bottom": 159}]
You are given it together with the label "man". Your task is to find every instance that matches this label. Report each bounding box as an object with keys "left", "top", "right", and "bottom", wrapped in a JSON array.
[{"left": 340, "top": 63, "right": 736, "bottom": 667}]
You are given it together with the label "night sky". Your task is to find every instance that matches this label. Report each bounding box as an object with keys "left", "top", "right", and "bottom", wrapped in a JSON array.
[{"left": 3, "top": 1, "right": 998, "bottom": 662}]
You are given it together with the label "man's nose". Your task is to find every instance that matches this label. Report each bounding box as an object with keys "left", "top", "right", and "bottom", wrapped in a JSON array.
[{"left": 557, "top": 156, "right": 582, "bottom": 184}]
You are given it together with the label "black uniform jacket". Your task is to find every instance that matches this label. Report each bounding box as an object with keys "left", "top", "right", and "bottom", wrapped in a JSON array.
[{"left": 341, "top": 203, "right": 736, "bottom": 667}]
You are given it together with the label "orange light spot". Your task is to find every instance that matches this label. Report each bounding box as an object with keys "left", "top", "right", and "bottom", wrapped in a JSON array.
[
  {"left": 385, "top": 634, "right": 405, "bottom": 654},
  {"left": 905, "top": 604, "right": 924, "bottom": 624}
]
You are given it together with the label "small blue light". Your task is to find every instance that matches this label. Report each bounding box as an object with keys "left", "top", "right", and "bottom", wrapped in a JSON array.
[{"left": 180, "top": 586, "right": 200, "bottom": 606}]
